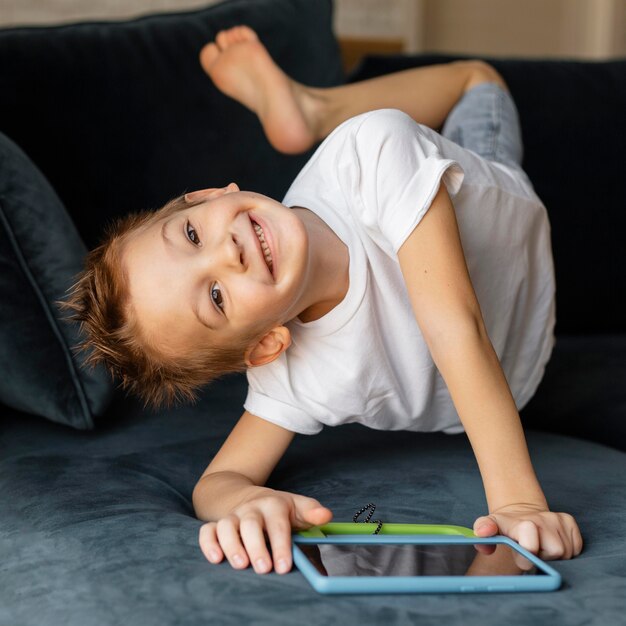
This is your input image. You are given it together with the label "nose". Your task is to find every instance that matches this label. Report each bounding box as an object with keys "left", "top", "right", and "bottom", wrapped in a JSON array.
[{"left": 211, "top": 234, "right": 245, "bottom": 272}]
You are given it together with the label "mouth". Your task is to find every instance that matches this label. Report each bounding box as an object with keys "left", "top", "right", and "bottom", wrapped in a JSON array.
[{"left": 250, "top": 217, "right": 274, "bottom": 277}]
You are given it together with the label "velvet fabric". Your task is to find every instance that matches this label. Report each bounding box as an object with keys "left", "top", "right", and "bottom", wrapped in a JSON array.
[
  {"left": 349, "top": 55, "right": 626, "bottom": 455},
  {"left": 0, "top": 0, "right": 342, "bottom": 429},
  {"left": 0, "top": 0, "right": 344, "bottom": 251},
  {"left": 0, "top": 132, "right": 115, "bottom": 429},
  {"left": 1, "top": 374, "right": 626, "bottom": 625},
  {"left": 349, "top": 55, "right": 626, "bottom": 336},
  {"left": 1, "top": 1, "right": 625, "bottom": 624}
]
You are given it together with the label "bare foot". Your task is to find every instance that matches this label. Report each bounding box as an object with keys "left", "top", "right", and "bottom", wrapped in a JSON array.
[{"left": 199, "top": 26, "right": 319, "bottom": 154}]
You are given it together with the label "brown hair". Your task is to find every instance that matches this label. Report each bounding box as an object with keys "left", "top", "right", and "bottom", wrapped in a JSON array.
[{"left": 61, "top": 195, "right": 268, "bottom": 410}]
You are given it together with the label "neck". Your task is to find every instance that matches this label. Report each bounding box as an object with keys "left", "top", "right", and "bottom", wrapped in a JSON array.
[{"left": 291, "top": 207, "right": 349, "bottom": 323}]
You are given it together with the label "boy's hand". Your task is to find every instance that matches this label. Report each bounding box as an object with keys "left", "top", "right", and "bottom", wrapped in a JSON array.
[
  {"left": 198, "top": 487, "right": 332, "bottom": 574},
  {"left": 473, "top": 503, "right": 583, "bottom": 560}
]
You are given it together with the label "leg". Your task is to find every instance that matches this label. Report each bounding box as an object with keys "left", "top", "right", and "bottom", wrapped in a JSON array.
[
  {"left": 200, "top": 26, "right": 508, "bottom": 154},
  {"left": 440, "top": 82, "right": 525, "bottom": 171},
  {"left": 305, "top": 60, "right": 509, "bottom": 140}
]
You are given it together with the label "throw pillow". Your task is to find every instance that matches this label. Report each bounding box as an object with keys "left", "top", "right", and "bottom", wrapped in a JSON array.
[{"left": 0, "top": 131, "right": 115, "bottom": 429}]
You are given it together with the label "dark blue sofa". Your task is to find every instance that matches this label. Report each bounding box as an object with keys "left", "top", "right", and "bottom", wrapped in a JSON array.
[{"left": 1, "top": 1, "right": 625, "bottom": 624}]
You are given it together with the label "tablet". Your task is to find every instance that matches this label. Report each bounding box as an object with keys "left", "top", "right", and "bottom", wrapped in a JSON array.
[{"left": 292, "top": 531, "right": 561, "bottom": 594}]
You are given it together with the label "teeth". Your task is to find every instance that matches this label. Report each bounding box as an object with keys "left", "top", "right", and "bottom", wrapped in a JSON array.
[{"left": 253, "top": 222, "right": 273, "bottom": 272}]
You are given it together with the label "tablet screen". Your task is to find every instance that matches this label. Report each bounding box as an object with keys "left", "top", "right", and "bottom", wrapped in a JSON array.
[{"left": 298, "top": 542, "right": 545, "bottom": 577}]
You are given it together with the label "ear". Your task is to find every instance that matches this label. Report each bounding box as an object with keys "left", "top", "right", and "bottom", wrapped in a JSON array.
[
  {"left": 244, "top": 326, "right": 292, "bottom": 368},
  {"left": 184, "top": 182, "right": 239, "bottom": 202}
]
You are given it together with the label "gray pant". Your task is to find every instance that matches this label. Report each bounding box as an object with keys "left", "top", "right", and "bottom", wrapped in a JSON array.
[{"left": 441, "top": 82, "right": 524, "bottom": 171}]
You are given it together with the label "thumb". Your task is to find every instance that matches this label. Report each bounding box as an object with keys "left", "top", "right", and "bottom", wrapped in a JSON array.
[
  {"left": 473, "top": 515, "right": 499, "bottom": 537},
  {"left": 293, "top": 497, "right": 333, "bottom": 529}
]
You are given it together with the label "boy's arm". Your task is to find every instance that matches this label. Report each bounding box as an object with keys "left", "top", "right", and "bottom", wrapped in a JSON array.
[
  {"left": 193, "top": 409, "right": 296, "bottom": 518},
  {"left": 193, "top": 410, "right": 332, "bottom": 574},
  {"left": 397, "top": 182, "right": 582, "bottom": 560}
]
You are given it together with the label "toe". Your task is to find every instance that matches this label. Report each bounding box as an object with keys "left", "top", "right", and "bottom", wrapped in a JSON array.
[
  {"left": 239, "top": 25, "right": 259, "bottom": 42},
  {"left": 232, "top": 26, "right": 245, "bottom": 42},
  {"left": 199, "top": 42, "right": 220, "bottom": 71},
  {"left": 215, "top": 30, "right": 229, "bottom": 50},
  {"left": 224, "top": 27, "right": 239, "bottom": 45}
]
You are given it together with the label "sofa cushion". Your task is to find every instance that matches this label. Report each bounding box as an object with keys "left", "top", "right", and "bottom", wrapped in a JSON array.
[
  {"left": 0, "top": 0, "right": 344, "bottom": 250},
  {"left": 1, "top": 376, "right": 625, "bottom": 625},
  {"left": 0, "top": 132, "right": 115, "bottom": 429},
  {"left": 0, "top": 0, "right": 343, "bottom": 427},
  {"left": 520, "top": 334, "right": 626, "bottom": 452},
  {"left": 349, "top": 55, "right": 626, "bottom": 336}
]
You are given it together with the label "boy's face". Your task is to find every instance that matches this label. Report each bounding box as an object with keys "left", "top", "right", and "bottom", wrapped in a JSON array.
[{"left": 121, "top": 185, "right": 309, "bottom": 363}]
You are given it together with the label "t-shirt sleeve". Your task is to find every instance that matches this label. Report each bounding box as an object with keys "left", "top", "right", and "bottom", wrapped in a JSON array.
[
  {"left": 346, "top": 109, "right": 465, "bottom": 254},
  {"left": 244, "top": 377, "right": 324, "bottom": 436}
]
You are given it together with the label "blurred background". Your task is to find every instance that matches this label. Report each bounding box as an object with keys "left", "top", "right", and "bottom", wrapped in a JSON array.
[{"left": 2, "top": 0, "right": 626, "bottom": 71}]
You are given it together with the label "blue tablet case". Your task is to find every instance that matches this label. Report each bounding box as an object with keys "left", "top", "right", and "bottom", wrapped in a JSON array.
[{"left": 293, "top": 524, "right": 561, "bottom": 594}]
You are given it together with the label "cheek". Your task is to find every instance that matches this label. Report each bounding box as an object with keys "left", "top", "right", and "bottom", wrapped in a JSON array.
[{"left": 241, "top": 284, "right": 273, "bottom": 310}]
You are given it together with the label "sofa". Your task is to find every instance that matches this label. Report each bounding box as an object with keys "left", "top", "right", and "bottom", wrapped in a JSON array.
[{"left": 1, "top": 1, "right": 625, "bottom": 624}]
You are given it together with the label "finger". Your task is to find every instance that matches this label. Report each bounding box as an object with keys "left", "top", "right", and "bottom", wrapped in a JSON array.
[
  {"left": 291, "top": 495, "right": 333, "bottom": 528},
  {"left": 537, "top": 527, "right": 567, "bottom": 561},
  {"left": 264, "top": 512, "right": 294, "bottom": 575},
  {"left": 510, "top": 520, "right": 540, "bottom": 555},
  {"left": 570, "top": 520, "right": 584, "bottom": 556},
  {"left": 473, "top": 515, "right": 499, "bottom": 537},
  {"left": 216, "top": 516, "right": 248, "bottom": 569},
  {"left": 556, "top": 524, "right": 573, "bottom": 560},
  {"left": 496, "top": 518, "right": 572, "bottom": 567},
  {"left": 504, "top": 522, "right": 538, "bottom": 572},
  {"left": 239, "top": 514, "right": 272, "bottom": 575},
  {"left": 560, "top": 513, "right": 583, "bottom": 557},
  {"left": 302, "top": 506, "right": 333, "bottom": 527},
  {"left": 473, "top": 543, "right": 497, "bottom": 555},
  {"left": 511, "top": 544, "right": 536, "bottom": 572},
  {"left": 199, "top": 522, "right": 224, "bottom": 564}
]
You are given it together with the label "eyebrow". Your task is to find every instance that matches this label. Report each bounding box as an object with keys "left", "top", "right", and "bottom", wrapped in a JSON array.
[{"left": 160, "top": 218, "right": 218, "bottom": 332}]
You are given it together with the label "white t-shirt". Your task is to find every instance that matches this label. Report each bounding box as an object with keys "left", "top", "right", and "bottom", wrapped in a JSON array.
[{"left": 244, "top": 109, "right": 556, "bottom": 435}]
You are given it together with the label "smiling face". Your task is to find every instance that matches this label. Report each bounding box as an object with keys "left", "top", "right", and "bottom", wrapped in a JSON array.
[{"left": 121, "top": 185, "right": 310, "bottom": 365}]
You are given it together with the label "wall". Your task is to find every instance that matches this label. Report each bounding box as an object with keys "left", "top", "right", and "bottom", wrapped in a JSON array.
[
  {"left": 2, "top": 0, "right": 625, "bottom": 61},
  {"left": 335, "top": 0, "right": 626, "bottom": 66},
  {"left": 0, "top": 0, "right": 211, "bottom": 27},
  {"left": 421, "top": 0, "right": 626, "bottom": 59}
]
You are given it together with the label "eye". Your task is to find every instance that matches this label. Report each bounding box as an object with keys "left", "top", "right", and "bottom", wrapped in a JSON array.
[
  {"left": 210, "top": 283, "right": 224, "bottom": 312},
  {"left": 185, "top": 220, "right": 201, "bottom": 246}
]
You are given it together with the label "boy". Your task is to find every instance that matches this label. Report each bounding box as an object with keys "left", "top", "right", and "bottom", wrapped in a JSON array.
[{"left": 66, "top": 26, "right": 582, "bottom": 575}]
